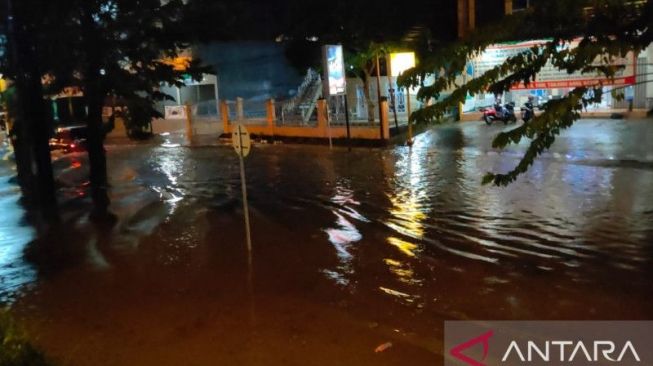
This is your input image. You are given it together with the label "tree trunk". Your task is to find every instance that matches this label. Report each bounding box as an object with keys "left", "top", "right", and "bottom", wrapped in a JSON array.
[
  {"left": 5, "top": 87, "right": 36, "bottom": 201},
  {"left": 21, "top": 48, "right": 55, "bottom": 207},
  {"left": 9, "top": 117, "right": 36, "bottom": 202},
  {"left": 24, "top": 69, "right": 56, "bottom": 208},
  {"left": 362, "top": 69, "right": 376, "bottom": 123},
  {"left": 81, "top": 11, "right": 110, "bottom": 213},
  {"left": 9, "top": 0, "right": 56, "bottom": 208},
  {"left": 86, "top": 87, "right": 110, "bottom": 213}
]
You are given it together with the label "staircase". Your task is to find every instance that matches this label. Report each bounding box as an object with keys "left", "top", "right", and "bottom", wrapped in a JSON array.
[{"left": 282, "top": 69, "right": 322, "bottom": 123}]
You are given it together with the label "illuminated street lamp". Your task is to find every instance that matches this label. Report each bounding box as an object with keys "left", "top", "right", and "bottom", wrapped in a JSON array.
[
  {"left": 390, "top": 52, "right": 416, "bottom": 78},
  {"left": 389, "top": 52, "right": 416, "bottom": 145}
]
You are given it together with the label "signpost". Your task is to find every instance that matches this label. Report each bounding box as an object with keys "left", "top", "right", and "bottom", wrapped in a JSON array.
[
  {"left": 232, "top": 124, "right": 252, "bottom": 253},
  {"left": 322, "top": 45, "right": 346, "bottom": 97},
  {"left": 322, "top": 45, "right": 350, "bottom": 150}
]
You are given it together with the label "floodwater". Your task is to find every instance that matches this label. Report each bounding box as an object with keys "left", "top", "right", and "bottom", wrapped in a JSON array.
[{"left": 1, "top": 119, "right": 653, "bottom": 365}]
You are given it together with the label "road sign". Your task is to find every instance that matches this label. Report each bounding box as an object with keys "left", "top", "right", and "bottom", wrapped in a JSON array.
[
  {"left": 231, "top": 123, "right": 252, "bottom": 254},
  {"left": 232, "top": 124, "right": 251, "bottom": 158}
]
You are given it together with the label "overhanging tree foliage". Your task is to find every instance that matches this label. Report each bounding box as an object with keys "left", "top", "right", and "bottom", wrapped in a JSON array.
[
  {"left": 57, "top": 0, "right": 206, "bottom": 207},
  {"left": 400, "top": 0, "right": 652, "bottom": 186},
  {"left": 0, "top": 0, "right": 61, "bottom": 207},
  {"left": 346, "top": 43, "right": 387, "bottom": 122},
  {"left": 2, "top": 0, "right": 207, "bottom": 210}
]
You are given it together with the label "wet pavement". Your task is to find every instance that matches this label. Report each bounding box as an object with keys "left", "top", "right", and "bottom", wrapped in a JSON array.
[{"left": 1, "top": 118, "right": 653, "bottom": 365}]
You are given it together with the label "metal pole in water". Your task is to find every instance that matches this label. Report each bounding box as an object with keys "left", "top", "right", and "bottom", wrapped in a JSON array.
[
  {"left": 344, "top": 95, "right": 351, "bottom": 151},
  {"left": 238, "top": 125, "right": 252, "bottom": 253},
  {"left": 386, "top": 57, "right": 400, "bottom": 131},
  {"left": 376, "top": 55, "right": 384, "bottom": 141},
  {"left": 327, "top": 97, "right": 333, "bottom": 149},
  {"left": 407, "top": 87, "right": 413, "bottom": 146}
]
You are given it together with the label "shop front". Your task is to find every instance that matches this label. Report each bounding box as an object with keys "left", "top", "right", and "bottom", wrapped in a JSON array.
[{"left": 462, "top": 39, "right": 641, "bottom": 113}]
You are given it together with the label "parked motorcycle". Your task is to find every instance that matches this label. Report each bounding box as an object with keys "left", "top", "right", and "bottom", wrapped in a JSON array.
[
  {"left": 483, "top": 102, "right": 517, "bottom": 125},
  {"left": 521, "top": 102, "right": 535, "bottom": 123}
]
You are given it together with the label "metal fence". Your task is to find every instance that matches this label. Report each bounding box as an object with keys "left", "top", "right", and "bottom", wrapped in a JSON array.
[
  {"left": 192, "top": 100, "right": 219, "bottom": 118},
  {"left": 275, "top": 100, "right": 318, "bottom": 126},
  {"left": 222, "top": 99, "right": 267, "bottom": 121}
]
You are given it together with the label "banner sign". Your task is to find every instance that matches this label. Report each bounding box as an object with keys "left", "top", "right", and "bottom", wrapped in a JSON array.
[
  {"left": 472, "top": 40, "right": 636, "bottom": 89},
  {"left": 323, "top": 45, "right": 346, "bottom": 96},
  {"left": 164, "top": 105, "right": 187, "bottom": 120}
]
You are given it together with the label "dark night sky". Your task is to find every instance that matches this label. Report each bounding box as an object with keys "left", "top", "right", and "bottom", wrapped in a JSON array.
[
  {"left": 1, "top": 0, "right": 506, "bottom": 44},
  {"left": 218, "top": 0, "right": 475, "bottom": 42},
  {"left": 228, "top": 0, "right": 508, "bottom": 43}
]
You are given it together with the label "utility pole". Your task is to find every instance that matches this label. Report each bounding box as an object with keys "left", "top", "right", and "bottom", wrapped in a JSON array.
[
  {"left": 457, "top": 0, "right": 476, "bottom": 39},
  {"left": 375, "top": 55, "right": 384, "bottom": 141},
  {"left": 457, "top": 0, "right": 476, "bottom": 121},
  {"left": 386, "top": 57, "right": 399, "bottom": 131},
  {"left": 5, "top": 0, "right": 37, "bottom": 200},
  {"left": 407, "top": 87, "right": 413, "bottom": 146},
  {"left": 504, "top": 0, "right": 513, "bottom": 15},
  {"left": 344, "top": 95, "right": 351, "bottom": 151}
]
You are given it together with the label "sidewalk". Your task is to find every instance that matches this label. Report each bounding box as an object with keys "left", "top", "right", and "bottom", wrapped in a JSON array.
[
  {"left": 105, "top": 132, "right": 227, "bottom": 148},
  {"left": 461, "top": 108, "right": 649, "bottom": 122}
]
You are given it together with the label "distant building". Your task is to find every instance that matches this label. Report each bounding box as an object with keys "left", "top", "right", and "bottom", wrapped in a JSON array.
[
  {"left": 154, "top": 42, "right": 304, "bottom": 119},
  {"left": 193, "top": 42, "right": 303, "bottom": 102}
]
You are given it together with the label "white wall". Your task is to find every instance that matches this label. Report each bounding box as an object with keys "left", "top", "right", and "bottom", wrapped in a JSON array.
[
  {"left": 345, "top": 76, "right": 422, "bottom": 121},
  {"left": 646, "top": 46, "right": 653, "bottom": 107}
]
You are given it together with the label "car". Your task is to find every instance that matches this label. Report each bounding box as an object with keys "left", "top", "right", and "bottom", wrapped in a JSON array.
[
  {"left": 0, "top": 112, "right": 7, "bottom": 131},
  {"left": 49, "top": 124, "right": 87, "bottom": 153}
]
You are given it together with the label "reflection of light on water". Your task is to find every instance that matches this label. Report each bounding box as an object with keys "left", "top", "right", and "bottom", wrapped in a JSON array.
[
  {"left": 322, "top": 269, "right": 349, "bottom": 286},
  {"left": 387, "top": 237, "right": 418, "bottom": 257},
  {"left": 153, "top": 150, "right": 187, "bottom": 215},
  {"left": 159, "top": 153, "right": 180, "bottom": 186},
  {"left": 337, "top": 206, "right": 369, "bottom": 223},
  {"left": 386, "top": 191, "right": 426, "bottom": 240},
  {"left": 386, "top": 151, "right": 429, "bottom": 243},
  {"left": 325, "top": 212, "right": 361, "bottom": 260},
  {"left": 161, "top": 135, "right": 180, "bottom": 148},
  {"left": 85, "top": 237, "right": 111, "bottom": 270},
  {"left": 331, "top": 184, "right": 361, "bottom": 206},
  {"left": 322, "top": 180, "right": 366, "bottom": 286},
  {"left": 383, "top": 258, "right": 422, "bottom": 285},
  {"left": 0, "top": 181, "right": 36, "bottom": 301},
  {"left": 379, "top": 286, "right": 420, "bottom": 304},
  {"left": 381, "top": 151, "right": 431, "bottom": 294}
]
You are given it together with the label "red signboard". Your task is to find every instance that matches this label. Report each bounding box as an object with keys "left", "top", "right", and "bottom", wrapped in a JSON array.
[{"left": 472, "top": 40, "right": 637, "bottom": 90}]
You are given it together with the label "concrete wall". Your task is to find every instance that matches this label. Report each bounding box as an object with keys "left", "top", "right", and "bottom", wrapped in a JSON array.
[
  {"left": 222, "top": 100, "right": 390, "bottom": 141},
  {"left": 341, "top": 77, "right": 421, "bottom": 122},
  {"left": 151, "top": 118, "right": 223, "bottom": 136}
]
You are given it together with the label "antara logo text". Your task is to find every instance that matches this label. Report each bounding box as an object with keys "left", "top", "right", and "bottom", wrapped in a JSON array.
[
  {"left": 501, "top": 340, "right": 640, "bottom": 363},
  {"left": 450, "top": 331, "right": 641, "bottom": 366}
]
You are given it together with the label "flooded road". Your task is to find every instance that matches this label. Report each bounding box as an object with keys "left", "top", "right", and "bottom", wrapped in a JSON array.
[{"left": 1, "top": 119, "right": 653, "bottom": 365}]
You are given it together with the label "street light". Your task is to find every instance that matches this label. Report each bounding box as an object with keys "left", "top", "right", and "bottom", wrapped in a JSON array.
[{"left": 390, "top": 52, "right": 416, "bottom": 78}]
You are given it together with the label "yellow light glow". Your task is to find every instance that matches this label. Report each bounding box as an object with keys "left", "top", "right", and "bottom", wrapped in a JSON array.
[
  {"left": 161, "top": 56, "right": 192, "bottom": 71},
  {"left": 387, "top": 236, "right": 419, "bottom": 257},
  {"left": 390, "top": 52, "right": 416, "bottom": 77}
]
